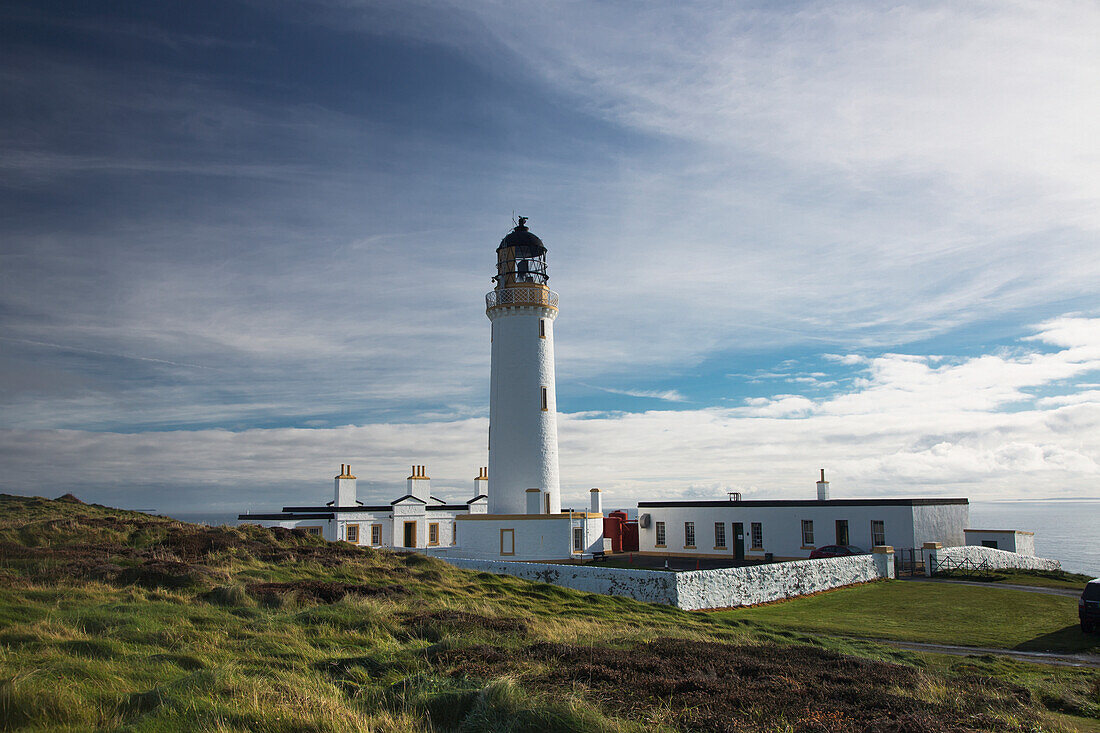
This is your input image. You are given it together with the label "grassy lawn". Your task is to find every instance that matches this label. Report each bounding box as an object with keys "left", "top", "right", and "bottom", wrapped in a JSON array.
[
  {"left": 722, "top": 580, "right": 1100, "bottom": 653},
  {"left": 1, "top": 493, "right": 1097, "bottom": 732},
  {"left": 937, "top": 568, "right": 1096, "bottom": 591}
]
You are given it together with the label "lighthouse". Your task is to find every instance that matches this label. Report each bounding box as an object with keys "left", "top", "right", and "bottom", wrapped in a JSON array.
[{"left": 486, "top": 217, "right": 561, "bottom": 515}]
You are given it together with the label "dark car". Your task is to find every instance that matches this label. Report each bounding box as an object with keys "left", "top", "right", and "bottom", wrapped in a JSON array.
[
  {"left": 1080, "top": 578, "right": 1100, "bottom": 633},
  {"left": 809, "top": 545, "right": 866, "bottom": 559}
]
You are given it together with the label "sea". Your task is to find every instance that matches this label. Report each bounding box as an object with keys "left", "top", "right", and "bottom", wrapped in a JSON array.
[{"left": 165, "top": 499, "right": 1100, "bottom": 577}]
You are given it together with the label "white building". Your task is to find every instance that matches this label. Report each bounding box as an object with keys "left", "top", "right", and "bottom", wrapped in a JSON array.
[
  {"left": 238, "top": 464, "right": 487, "bottom": 548},
  {"left": 239, "top": 219, "right": 603, "bottom": 560},
  {"left": 637, "top": 471, "right": 969, "bottom": 560},
  {"left": 964, "top": 529, "right": 1036, "bottom": 556}
]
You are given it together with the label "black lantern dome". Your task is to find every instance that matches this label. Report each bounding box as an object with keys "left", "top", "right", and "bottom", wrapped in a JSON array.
[{"left": 494, "top": 217, "right": 548, "bottom": 287}]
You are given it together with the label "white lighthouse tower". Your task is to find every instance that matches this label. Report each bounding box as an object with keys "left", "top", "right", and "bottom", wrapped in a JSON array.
[
  {"left": 455, "top": 217, "right": 602, "bottom": 560},
  {"left": 486, "top": 217, "right": 561, "bottom": 515}
]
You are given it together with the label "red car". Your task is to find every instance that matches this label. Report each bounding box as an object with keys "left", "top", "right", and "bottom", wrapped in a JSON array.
[{"left": 809, "top": 544, "right": 866, "bottom": 559}]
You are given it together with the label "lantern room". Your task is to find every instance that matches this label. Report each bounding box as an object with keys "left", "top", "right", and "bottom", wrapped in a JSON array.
[{"left": 494, "top": 217, "right": 548, "bottom": 288}]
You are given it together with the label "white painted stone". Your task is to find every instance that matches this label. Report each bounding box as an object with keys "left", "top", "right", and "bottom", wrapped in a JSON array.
[
  {"left": 444, "top": 557, "right": 679, "bottom": 605},
  {"left": 673, "top": 556, "right": 885, "bottom": 610},
  {"left": 441, "top": 553, "right": 893, "bottom": 610},
  {"left": 932, "top": 545, "right": 1060, "bottom": 572}
]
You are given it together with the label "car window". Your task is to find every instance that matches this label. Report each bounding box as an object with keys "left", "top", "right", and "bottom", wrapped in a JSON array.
[{"left": 1084, "top": 583, "right": 1100, "bottom": 601}]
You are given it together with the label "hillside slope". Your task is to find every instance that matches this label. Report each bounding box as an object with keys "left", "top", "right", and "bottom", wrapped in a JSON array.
[{"left": 0, "top": 494, "right": 1093, "bottom": 732}]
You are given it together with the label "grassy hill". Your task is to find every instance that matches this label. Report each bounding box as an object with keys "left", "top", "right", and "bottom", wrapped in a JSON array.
[{"left": 0, "top": 493, "right": 1097, "bottom": 732}]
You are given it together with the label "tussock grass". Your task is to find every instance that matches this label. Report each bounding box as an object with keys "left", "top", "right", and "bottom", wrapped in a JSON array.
[{"left": 0, "top": 493, "right": 1095, "bottom": 732}]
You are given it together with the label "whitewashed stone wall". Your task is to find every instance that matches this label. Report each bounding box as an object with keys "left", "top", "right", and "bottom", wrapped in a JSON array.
[
  {"left": 444, "top": 557, "right": 678, "bottom": 605},
  {"left": 443, "top": 554, "right": 890, "bottom": 610},
  {"left": 674, "top": 555, "right": 883, "bottom": 611},
  {"left": 932, "top": 545, "right": 1060, "bottom": 572}
]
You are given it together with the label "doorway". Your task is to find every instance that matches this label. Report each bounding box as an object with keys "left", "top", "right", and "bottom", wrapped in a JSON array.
[
  {"left": 733, "top": 522, "right": 745, "bottom": 561},
  {"left": 835, "top": 519, "right": 849, "bottom": 546},
  {"left": 403, "top": 521, "right": 416, "bottom": 548}
]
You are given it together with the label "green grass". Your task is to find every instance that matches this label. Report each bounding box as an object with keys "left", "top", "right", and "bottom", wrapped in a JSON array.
[
  {"left": 1, "top": 493, "right": 1097, "bottom": 732},
  {"left": 937, "top": 567, "right": 1096, "bottom": 590},
  {"left": 723, "top": 579, "right": 1100, "bottom": 653}
]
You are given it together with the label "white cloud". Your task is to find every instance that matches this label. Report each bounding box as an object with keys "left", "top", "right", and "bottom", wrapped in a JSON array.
[
  {"left": 585, "top": 385, "right": 687, "bottom": 402},
  {"left": 6, "top": 315, "right": 1097, "bottom": 511}
]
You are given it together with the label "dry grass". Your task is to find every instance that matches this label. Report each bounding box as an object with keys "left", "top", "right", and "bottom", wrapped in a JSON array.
[{"left": 0, "top": 493, "right": 1096, "bottom": 732}]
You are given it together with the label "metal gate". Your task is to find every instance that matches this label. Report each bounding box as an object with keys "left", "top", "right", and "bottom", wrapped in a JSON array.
[
  {"left": 930, "top": 552, "right": 994, "bottom": 578},
  {"left": 893, "top": 548, "right": 925, "bottom": 577}
]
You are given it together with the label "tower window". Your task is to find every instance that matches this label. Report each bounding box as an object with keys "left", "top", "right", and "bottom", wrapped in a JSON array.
[
  {"left": 540, "top": 386, "right": 548, "bottom": 411},
  {"left": 539, "top": 319, "right": 546, "bottom": 338}
]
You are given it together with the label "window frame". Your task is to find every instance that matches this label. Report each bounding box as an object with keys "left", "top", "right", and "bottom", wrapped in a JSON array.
[
  {"left": 370, "top": 523, "right": 382, "bottom": 546},
  {"left": 573, "top": 526, "right": 584, "bottom": 553},
  {"left": 870, "top": 520, "right": 885, "bottom": 547},
  {"left": 345, "top": 523, "right": 359, "bottom": 544},
  {"left": 539, "top": 319, "right": 546, "bottom": 338},
  {"left": 750, "top": 522, "right": 763, "bottom": 550},
  {"left": 428, "top": 522, "right": 440, "bottom": 546},
  {"left": 500, "top": 528, "right": 515, "bottom": 556},
  {"left": 713, "top": 522, "right": 726, "bottom": 549},
  {"left": 801, "top": 520, "right": 815, "bottom": 548},
  {"left": 540, "top": 386, "right": 548, "bottom": 411},
  {"left": 684, "top": 521, "right": 696, "bottom": 549},
  {"left": 655, "top": 521, "right": 666, "bottom": 548}
]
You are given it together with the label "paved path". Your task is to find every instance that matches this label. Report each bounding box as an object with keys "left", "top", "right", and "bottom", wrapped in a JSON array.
[
  {"left": 862, "top": 638, "right": 1100, "bottom": 668},
  {"left": 899, "top": 576, "right": 1081, "bottom": 598}
]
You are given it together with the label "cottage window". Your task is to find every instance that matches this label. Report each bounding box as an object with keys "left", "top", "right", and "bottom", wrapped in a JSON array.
[
  {"left": 428, "top": 522, "right": 439, "bottom": 546},
  {"left": 751, "top": 522, "right": 763, "bottom": 549},
  {"left": 684, "top": 521, "right": 696, "bottom": 548},
  {"left": 714, "top": 522, "right": 726, "bottom": 549},
  {"left": 371, "top": 524, "right": 382, "bottom": 546},
  {"left": 801, "top": 520, "right": 814, "bottom": 547},
  {"left": 500, "top": 528, "right": 515, "bottom": 555},
  {"left": 655, "top": 521, "right": 666, "bottom": 547},
  {"left": 573, "top": 526, "right": 584, "bottom": 553},
  {"left": 345, "top": 524, "right": 359, "bottom": 543},
  {"left": 871, "top": 520, "right": 885, "bottom": 547}
]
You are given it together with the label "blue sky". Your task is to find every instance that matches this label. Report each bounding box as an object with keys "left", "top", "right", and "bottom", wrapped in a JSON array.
[{"left": 1, "top": 0, "right": 1098, "bottom": 512}]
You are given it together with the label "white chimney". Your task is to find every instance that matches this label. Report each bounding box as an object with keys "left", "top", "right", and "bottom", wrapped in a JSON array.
[
  {"left": 407, "top": 465, "right": 431, "bottom": 502},
  {"left": 589, "top": 488, "right": 602, "bottom": 514},
  {"left": 334, "top": 464, "right": 357, "bottom": 507},
  {"left": 816, "top": 468, "right": 830, "bottom": 501},
  {"left": 473, "top": 466, "right": 488, "bottom": 500}
]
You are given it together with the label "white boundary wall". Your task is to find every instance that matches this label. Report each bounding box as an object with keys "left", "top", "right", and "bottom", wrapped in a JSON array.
[
  {"left": 674, "top": 555, "right": 883, "bottom": 611},
  {"left": 443, "top": 554, "right": 892, "bottom": 610},
  {"left": 445, "top": 557, "right": 678, "bottom": 605},
  {"left": 931, "top": 545, "right": 1060, "bottom": 572}
]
